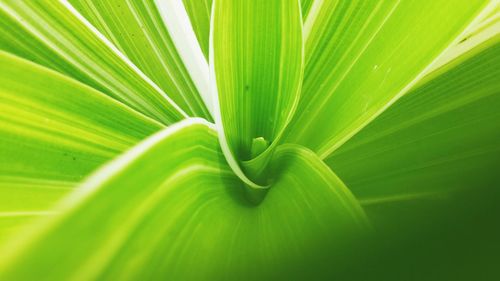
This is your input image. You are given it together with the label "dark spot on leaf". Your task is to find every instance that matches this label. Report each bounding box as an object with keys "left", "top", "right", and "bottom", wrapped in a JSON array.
[{"left": 459, "top": 37, "right": 468, "bottom": 44}]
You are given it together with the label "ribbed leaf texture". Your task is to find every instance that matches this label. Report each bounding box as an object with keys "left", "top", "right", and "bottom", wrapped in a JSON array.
[{"left": 0, "top": 0, "right": 499, "bottom": 280}]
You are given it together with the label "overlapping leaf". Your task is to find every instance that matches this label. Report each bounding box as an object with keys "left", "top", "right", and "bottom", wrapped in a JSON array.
[
  {"left": 300, "top": 0, "right": 314, "bottom": 19},
  {"left": 182, "top": 0, "right": 212, "bottom": 59},
  {"left": 326, "top": 38, "right": 500, "bottom": 206},
  {"left": 0, "top": 119, "right": 367, "bottom": 280},
  {"left": 68, "top": 0, "right": 211, "bottom": 119},
  {"left": 285, "top": 0, "right": 491, "bottom": 158},
  {"left": 211, "top": 0, "right": 303, "bottom": 186},
  {"left": 0, "top": 0, "right": 186, "bottom": 124},
  {"left": 0, "top": 51, "right": 162, "bottom": 243},
  {"left": 0, "top": 0, "right": 499, "bottom": 279}
]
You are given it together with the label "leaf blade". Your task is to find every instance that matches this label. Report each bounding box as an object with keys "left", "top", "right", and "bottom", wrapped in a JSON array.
[
  {"left": 325, "top": 38, "right": 500, "bottom": 204},
  {"left": 68, "top": 0, "right": 212, "bottom": 119},
  {"left": 211, "top": 0, "right": 303, "bottom": 184},
  {"left": 0, "top": 119, "right": 368, "bottom": 280},
  {"left": 285, "top": 0, "right": 491, "bottom": 158},
  {"left": 0, "top": 51, "right": 163, "bottom": 241},
  {"left": 182, "top": 0, "right": 212, "bottom": 59},
  {"left": 0, "top": 0, "right": 186, "bottom": 124}
]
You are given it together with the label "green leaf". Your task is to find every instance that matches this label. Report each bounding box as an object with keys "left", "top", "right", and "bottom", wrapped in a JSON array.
[
  {"left": 0, "top": 0, "right": 187, "bottom": 124},
  {"left": 300, "top": 0, "right": 314, "bottom": 19},
  {"left": 423, "top": 3, "right": 500, "bottom": 74},
  {"left": 68, "top": 0, "right": 212, "bottom": 119},
  {"left": 325, "top": 37, "right": 500, "bottom": 205},
  {"left": 0, "top": 51, "right": 163, "bottom": 241},
  {"left": 0, "top": 180, "right": 70, "bottom": 244},
  {"left": 211, "top": 0, "right": 303, "bottom": 185},
  {"left": 182, "top": 0, "right": 212, "bottom": 60},
  {"left": 1, "top": 1, "right": 498, "bottom": 279},
  {"left": 0, "top": 119, "right": 367, "bottom": 280},
  {"left": 285, "top": 0, "right": 492, "bottom": 158}
]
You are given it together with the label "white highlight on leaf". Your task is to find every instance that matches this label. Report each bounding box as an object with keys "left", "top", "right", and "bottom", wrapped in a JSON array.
[
  {"left": 319, "top": 1, "right": 500, "bottom": 159},
  {"left": 208, "top": 1, "right": 265, "bottom": 190},
  {"left": 0, "top": 118, "right": 213, "bottom": 266},
  {"left": 0, "top": 211, "right": 57, "bottom": 217},
  {"left": 303, "top": 0, "right": 324, "bottom": 41},
  {"left": 154, "top": 0, "right": 213, "bottom": 117},
  {"left": 425, "top": 0, "right": 500, "bottom": 73},
  {"left": 59, "top": 0, "right": 189, "bottom": 119}
]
